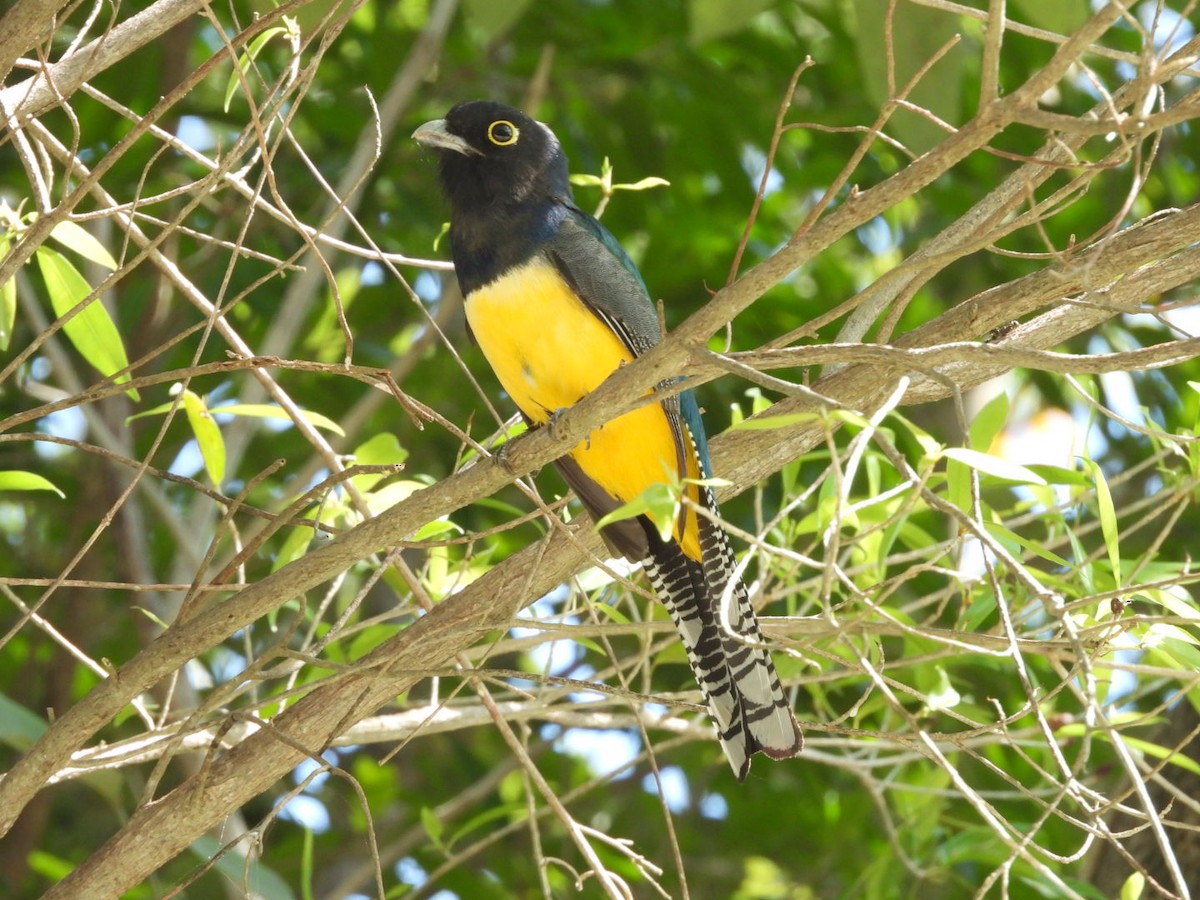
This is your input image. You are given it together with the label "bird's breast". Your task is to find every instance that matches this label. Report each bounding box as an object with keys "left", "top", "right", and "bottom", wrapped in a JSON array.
[
  {"left": 465, "top": 256, "right": 633, "bottom": 421},
  {"left": 464, "top": 255, "right": 701, "bottom": 559}
]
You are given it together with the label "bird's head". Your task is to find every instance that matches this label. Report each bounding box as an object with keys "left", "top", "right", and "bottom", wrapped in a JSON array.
[{"left": 413, "top": 100, "right": 572, "bottom": 213}]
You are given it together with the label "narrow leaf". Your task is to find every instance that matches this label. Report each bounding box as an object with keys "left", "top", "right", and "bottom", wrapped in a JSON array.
[
  {"left": 36, "top": 247, "right": 138, "bottom": 399},
  {"left": 595, "top": 482, "right": 677, "bottom": 542},
  {"left": 0, "top": 470, "right": 65, "bottom": 497},
  {"left": 48, "top": 221, "right": 118, "bottom": 270},
  {"left": 0, "top": 236, "right": 15, "bottom": 351},
  {"left": 223, "top": 26, "right": 288, "bottom": 112},
  {"left": 1120, "top": 871, "right": 1145, "bottom": 900},
  {"left": 942, "top": 447, "right": 1047, "bottom": 485},
  {"left": 209, "top": 403, "right": 345, "bottom": 436},
  {"left": 182, "top": 389, "right": 226, "bottom": 485},
  {"left": 1057, "top": 723, "right": 1200, "bottom": 776},
  {"left": 968, "top": 390, "right": 1008, "bottom": 452},
  {"left": 614, "top": 176, "right": 671, "bottom": 191},
  {"left": 1082, "top": 458, "right": 1120, "bottom": 583},
  {"left": 420, "top": 806, "right": 444, "bottom": 847},
  {"left": 125, "top": 399, "right": 183, "bottom": 424},
  {"left": 731, "top": 412, "right": 824, "bottom": 431}
]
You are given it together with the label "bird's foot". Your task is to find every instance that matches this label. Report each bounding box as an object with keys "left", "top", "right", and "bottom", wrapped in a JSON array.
[
  {"left": 546, "top": 407, "right": 570, "bottom": 443},
  {"left": 492, "top": 440, "right": 520, "bottom": 476}
]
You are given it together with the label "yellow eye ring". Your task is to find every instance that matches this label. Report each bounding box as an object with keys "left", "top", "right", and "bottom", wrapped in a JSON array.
[{"left": 487, "top": 120, "right": 519, "bottom": 147}]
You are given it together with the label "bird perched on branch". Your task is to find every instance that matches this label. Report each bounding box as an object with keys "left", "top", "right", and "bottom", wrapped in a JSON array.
[{"left": 414, "top": 100, "right": 802, "bottom": 779}]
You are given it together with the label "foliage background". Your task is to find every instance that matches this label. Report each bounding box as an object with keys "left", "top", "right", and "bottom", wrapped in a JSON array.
[{"left": 1, "top": 0, "right": 1199, "bottom": 897}]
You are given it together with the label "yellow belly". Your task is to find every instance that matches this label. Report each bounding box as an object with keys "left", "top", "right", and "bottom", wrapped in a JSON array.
[{"left": 465, "top": 258, "right": 700, "bottom": 559}]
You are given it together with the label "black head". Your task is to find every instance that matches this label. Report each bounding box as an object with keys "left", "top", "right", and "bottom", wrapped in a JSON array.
[{"left": 413, "top": 100, "right": 573, "bottom": 215}]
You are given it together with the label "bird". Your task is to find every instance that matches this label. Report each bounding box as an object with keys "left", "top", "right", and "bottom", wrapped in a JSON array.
[{"left": 414, "top": 100, "right": 803, "bottom": 780}]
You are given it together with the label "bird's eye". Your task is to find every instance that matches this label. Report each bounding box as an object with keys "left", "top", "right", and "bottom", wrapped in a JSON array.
[{"left": 487, "top": 120, "right": 519, "bottom": 147}]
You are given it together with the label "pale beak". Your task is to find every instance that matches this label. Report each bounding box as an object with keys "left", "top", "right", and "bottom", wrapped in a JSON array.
[{"left": 412, "top": 119, "right": 481, "bottom": 156}]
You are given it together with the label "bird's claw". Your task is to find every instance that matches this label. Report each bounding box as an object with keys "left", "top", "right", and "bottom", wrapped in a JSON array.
[
  {"left": 546, "top": 407, "right": 569, "bottom": 442},
  {"left": 492, "top": 441, "right": 520, "bottom": 476}
]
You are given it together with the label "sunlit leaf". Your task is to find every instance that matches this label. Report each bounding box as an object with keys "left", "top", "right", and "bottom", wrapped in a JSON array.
[
  {"left": 925, "top": 666, "right": 961, "bottom": 712},
  {"left": 595, "top": 481, "right": 678, "bottom": 542},
  {"left": 0, "top": 236, "right": 15, "bottom": 351},
  {"left": 223, "top": 26, "right": 288, "bottom": 113},
  {"left": 1057, "top": 723, "right": 1200, "bottom": 776},
  {"left": 48, "top": 220, "right": 118, "bottom": 270},
  {"left": 208, "top": 403, "right": 346, "bottom": 436},
  {"left": 36, "top": 246, "right": 138, "bottom": 399},
  {"left": 969, "top": 390, "right": 1008, "bottom": 452},
  {"left": 0, "top": 470, "right": 65, "bottom": 497},
  {"left": 614, "top": 176, "right": 670, "bottom": 192},
  {"left": 1082, "top": 458, "right": 1120, "bottom": 585},
  {"left": 1132, "top": 586, "right": 1200, "bottom": 622},
  {"left": 1120, "top": 871, "right": 1145, "bottom": 900},
  {"left": 125, "top": 398, "right": 184, "bottom": 424},
  {"left": 942, "top": 447, "right": 1047, "bottom": 485},
  {"left": 731, "top": 412, "right": 823, "bottom": 431},
  {"left": 182, "top": 389, "right": 226, "bottom": 485},
  {"left": 1025, "top": 463, "right": 1090, "bottom": 486},
  {"left": 350, "top": 432, "right": 409, "bottom": 492}
]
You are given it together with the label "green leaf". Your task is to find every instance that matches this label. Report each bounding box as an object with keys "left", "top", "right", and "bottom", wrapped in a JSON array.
[
  {"left": 132, "top": 605, "right": 171, "bottom": 629},
  {"left": 689, "top": 0, "right": 773, "bottom": 44},
  {"left": 272, "top": 518, "right": 319, "bottom": 573},
  {"left": 0, "top": 236, "right": 15, "bottom": 351},
  {"left": 1119, "top": 871, "right": 1145, "bottom": 900},
  {"left": 462, "top": 0, "right": 534, "bottom": 41},
  {"left": 26, "top": 850, "right": 75, "bottom": 883},
  {"left": 1133, "top": 587, "right": 1200, "bottom": 622},
  {"left": 942, "top": 448, "right": 1047, "bottom": 485},
  {"left": 349, "top": 432, "right": 409, "bottom": 492},
  {"left": 969, "top": 391, "right": 1008, "bottom": 452},
  {"left": 300, "top": 827, "right": 315, "bottom": 900},
  {"left": 432, "top": 220, "right": 450, "bottom": 253},
  {"left": 36, "top": 246, "right": 138, "bottom": 399},
  {"left": 924, "top": 666, "right": 961, "bottom": 712},
  {"left": 125, "top": 398, "right": 184, "bottom": 424},
  {"left": 733, "top": 405, "right": 879, "bottom": 433},
  {"left": 1011, "top": 0, "right": 1091, "bottom": 34},
  {"left": 0, "top": 692, "right": 48, "bottom": 749},
  {"left": 985, "top": 522, "right": 1070, "bottom": 567},
  {"left": 1081, "top": 458, "right": 1120, "bottom": 585},
  {"left": 223, "top": 26, "right": 288, "bottom": 113},
  {"left": 188, "top": 835, "right": 296, "bottom": 900},
  {"left": 0, "top": 470, "right": 65, "bottom": 497},
  {"left": 595, "top": 481, "right": 678, "bottom": 543},
  {"left": 1057, "top": 723, "right": 1200, "bottom": 777},
  {"left": 732, "top": 411, "right": 824, "bottom": 431},
  {"left": 613, "top": 176, "right": 670, "bottom": 192},
  {"left": 48, "top": 220, "right": 118, "bottom": 270},
  {"left": 420, "top": 806, "right": 445, "bottom": 848},
  {"left": 208, "top": 403, "right": 346, "bottom": 436},
  {"left": 1025, "top": 463, "right": 1090, "bottom": 486},
  {"left": 182, "top": 389, "right": 226, "bottom": 485}
]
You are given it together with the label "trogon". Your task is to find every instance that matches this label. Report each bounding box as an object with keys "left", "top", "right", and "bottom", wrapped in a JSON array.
[{"left": 414, "top": 100, "right": 803, "bottom": 779}]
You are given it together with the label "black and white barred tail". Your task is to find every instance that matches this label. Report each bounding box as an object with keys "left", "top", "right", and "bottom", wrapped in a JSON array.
[{"left": 643, "top": 485, "right": 803, "bottom": 780}]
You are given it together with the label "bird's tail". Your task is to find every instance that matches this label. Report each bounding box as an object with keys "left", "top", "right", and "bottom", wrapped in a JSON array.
[{"left": 643, "top": 487, "right": 803, "bottom": 780}]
